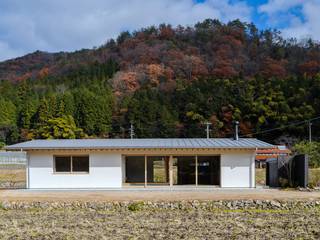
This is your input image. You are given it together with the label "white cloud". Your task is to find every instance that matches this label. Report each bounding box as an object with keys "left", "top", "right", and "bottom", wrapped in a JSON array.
[
  {"left": 258, "top": 0, "right": 304, "bottom": 14},
  {"left": 259, "top": 0, "right": 320, "bottom": 41},
  {"left": 0, "top": 0, "right": 252, "bottom": 61}
]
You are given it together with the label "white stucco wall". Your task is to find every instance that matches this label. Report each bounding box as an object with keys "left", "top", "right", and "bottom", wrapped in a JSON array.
[
  {"left": 220, "top": 152, "right": 255, "bottom": 188},
  {"left": 28, "top": 152, "right": 122, "bottom": 188},
  {"left": 27, "top": 150, "right": 256, "bottom": 189}
]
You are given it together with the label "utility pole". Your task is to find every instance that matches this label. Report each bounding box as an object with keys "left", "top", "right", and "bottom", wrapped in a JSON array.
[
  {"left": 205, "top": 122, "right": 212, "bottom": 139},
  {"left": 129, "top": 123, "right": 135, "bottom": 139},
  {"left": 309, "top": 121, "right": 312, "bottom": 143},
  {"left": 120, "top": 127, "right": 125, "bottom": 138}
]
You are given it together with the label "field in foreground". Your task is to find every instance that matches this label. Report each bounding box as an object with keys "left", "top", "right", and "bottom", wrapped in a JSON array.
[{"left": 0, "top": 207, "right": 319, "bottom": 239}]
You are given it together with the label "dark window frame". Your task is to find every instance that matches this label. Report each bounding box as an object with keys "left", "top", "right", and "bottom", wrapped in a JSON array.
[{"left": 54, "top": 155, "right": 90, "bottom": 174}]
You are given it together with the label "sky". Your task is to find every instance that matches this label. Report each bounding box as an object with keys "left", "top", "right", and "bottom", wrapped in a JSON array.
[{"left": 0, "top": 0, "right": 319, "bottom": 61}]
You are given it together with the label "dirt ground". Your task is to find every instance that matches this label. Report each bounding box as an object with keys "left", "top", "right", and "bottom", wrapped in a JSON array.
[
  {"left": 1, "top": 170, "right": 319, "bottom": 239},
  {"left": 1, "top": 188, "right": 320, "bottom": 202},
  {"left": 0, "top": 207, "right": 319, "bottom": 239}
]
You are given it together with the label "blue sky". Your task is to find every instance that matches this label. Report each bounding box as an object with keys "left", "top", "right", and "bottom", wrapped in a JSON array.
[{"left": 0, "top": 0, "right": 319, "bottom": 61}]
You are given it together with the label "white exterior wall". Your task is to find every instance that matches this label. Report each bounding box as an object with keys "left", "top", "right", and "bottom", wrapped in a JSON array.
[
  {"left": 220, "top": 152, "right": 255, "bottom": 188},
  {"left": 28, "top": 152, "right": 122, "bottom": 188},
  {"left": 27, "top": 150, "right": 256, "bottom": 189}
]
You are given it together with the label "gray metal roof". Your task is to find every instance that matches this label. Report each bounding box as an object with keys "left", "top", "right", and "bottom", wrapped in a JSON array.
[{"left": 5, "top": 138, "right": 274, "bottom": 150}]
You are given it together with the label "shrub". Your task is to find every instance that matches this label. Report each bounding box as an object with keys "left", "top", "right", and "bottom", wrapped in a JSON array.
[
  {"left": 309, "top": 168, "right": 320, "bottom": 188},
  {"left": 293, "top": 141, "right": 320, "bottom": 168},
  {"left": 128, "top": 202, "right": 144, "bottom": 211}
]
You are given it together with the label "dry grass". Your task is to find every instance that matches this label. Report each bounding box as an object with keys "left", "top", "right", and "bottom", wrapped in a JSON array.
[
  {"left": 151, "top": 164, "right": 178, "bottom": 183},
  {"left": 0, "top": 168, "right": 26, "bottom": 189},
  {"left": 153, "top": 164, "right": 167, "bottom": 183},
  {"left": 0, "top": 207, "right": 319, "bottom": 239},
  {"left": 309, "top": 168, "right": 320, "bottom": 187},
  {"left": 255, "top": 168, "right": 266, "bottom": 186}
]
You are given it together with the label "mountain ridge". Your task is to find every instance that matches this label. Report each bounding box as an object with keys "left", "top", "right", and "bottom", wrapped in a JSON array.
[
  {"left": 0, "top": 19, "right": 319, "bottom": 145},
  {"left": 0, "top": 19, "right": 319, "bottom": 86}
]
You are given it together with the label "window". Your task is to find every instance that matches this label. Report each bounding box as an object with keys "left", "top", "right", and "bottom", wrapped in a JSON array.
[
  {"left": 54, "top": 156, "right": 89, "bottom": 173},
  {"left": 55, "top": 156, "right": 71, "bottom": 172},
  {"left": 73, "top": 156, "right": 89, "bottom": 172}
]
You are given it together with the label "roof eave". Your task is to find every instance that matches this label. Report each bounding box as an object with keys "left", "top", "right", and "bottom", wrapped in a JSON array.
[{"left": 6, "top": 146, "right": 273, "bottom": 151}]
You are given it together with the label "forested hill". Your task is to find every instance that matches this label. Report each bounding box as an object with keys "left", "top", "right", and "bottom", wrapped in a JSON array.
[{"left": 0, "top": 19, "right": 319, "bottom": 146}]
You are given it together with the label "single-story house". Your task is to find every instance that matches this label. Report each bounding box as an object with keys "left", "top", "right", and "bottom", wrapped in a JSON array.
[{"left": 5, "top": 138, "right": 273, "bottom": 189}]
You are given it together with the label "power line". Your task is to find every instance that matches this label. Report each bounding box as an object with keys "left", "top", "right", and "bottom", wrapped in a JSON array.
[
  {"left": 240, "top": 115, "right": 320, "bottom": 137},
  {"left": 107, "top": 115, "right": 320, "bottom": 138}
]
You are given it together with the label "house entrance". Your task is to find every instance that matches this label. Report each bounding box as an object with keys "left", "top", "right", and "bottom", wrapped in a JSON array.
[
  {"left": 173, "top": 156, "right": 220, "bottom": 185},
  {"left": 124, "top": 155, "right": 220, "bottom": 187},
  {"left": 125, "top": 156, "right": 169, "bottom": 185},
  {"left": 197, "top": 156, "right": 220, "bottom": 185}
]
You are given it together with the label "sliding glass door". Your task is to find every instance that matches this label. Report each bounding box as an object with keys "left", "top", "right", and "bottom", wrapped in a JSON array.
[
  {"left": 175, "top": 156, "right": 196, "bottom": 185},
  {"left": 125, "top": 156, "right": 169, "bottom": 185},
  {"left": 147, "top": 156, "right": 169, "bottom": 185},
  {"left": 197, "top": 156, "right": 220, "bottom": 185},
  {"left": 125, "top": 155, "right": 220, "bottom": 186},
  {"left": 125, "top": 156, "right": 146, "bottom": 183}
]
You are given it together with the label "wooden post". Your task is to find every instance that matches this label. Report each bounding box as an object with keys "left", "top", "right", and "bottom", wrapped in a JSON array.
[
  {"left": 195, "top": 155, "right": 198, "bottom": 186},
  {"left": 165, "top": 157, "right": 169, "bottom": 183},
  {"left": 169, "top": 156, "right": 173, "bottom": 187},
  {"left": 144, "top": 155, "right": 147, "bottom": 188}
]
